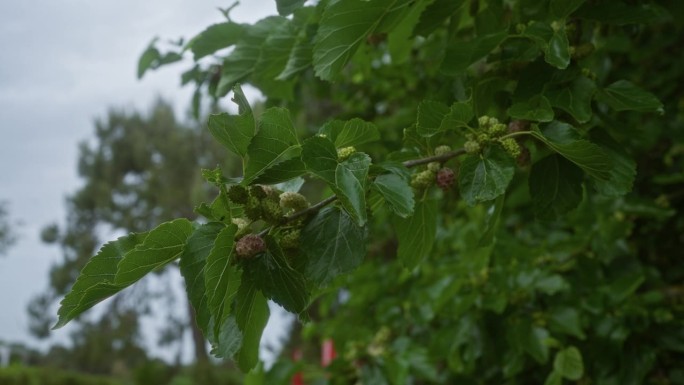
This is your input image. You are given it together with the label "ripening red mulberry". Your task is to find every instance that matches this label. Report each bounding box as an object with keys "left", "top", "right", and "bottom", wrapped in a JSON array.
[
  {"left": 436, "top": 167, "right": 456, "bottom": 191},
  {"left": 235, "top": 234, "right": 266, "bottom": 258}
]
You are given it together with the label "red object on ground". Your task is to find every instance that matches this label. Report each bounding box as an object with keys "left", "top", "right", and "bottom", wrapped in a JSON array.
[
  {"left": 321, "top": 339, "right": 336, "bottom": 367},
  {"left": 291, "top": 339, "right": 337, "bottom": 385}
]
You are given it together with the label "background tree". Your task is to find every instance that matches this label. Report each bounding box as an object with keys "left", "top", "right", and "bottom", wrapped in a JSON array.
[
  {"left": 0, "top": 201, "right": 17, "bottom": 256},
  {"left": 57, "top": 1, "right": 684, "bottom": 384},
  {"left": 33, "top": 100, "right": 232, "bottom": 370}
]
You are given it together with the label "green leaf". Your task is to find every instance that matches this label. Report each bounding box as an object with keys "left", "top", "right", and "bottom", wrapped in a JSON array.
[
  {"left": 442, "top": 31, "right": 507, "bottom": 75},
  {"left": 596, "top": 80, "right": 664, "bottom": 113},
  {"left": 313, "top": 0, "right": 413, "bottom": 80},
  {"left": 526, "top": 326, "right": 550, "bottom": 364},
  {"left": 252, "top": 19, "right": 298, "bottom": 100},
  {"left": 545, "top": 76, "right": 596, "bottom": 123},
  {"left": 388, "top": 0, "right": 435, "bottom": 64},
  {"left": 508, "top": 320, "right": 550, "bottom": 364},
  {"left": 246, "top": 236, "right": 309, "bottom": 314},
  {"left": 521, "top": 22, "right": 553, "bottom": 47},
  {"left": 54, "top": 232, "right": 148, "bottom": 329},
  {"left": 300, "top": 206, "right": 367, "bottom": 286},
  {"left": 529, "top": 154, "right": 584, "bottom": 219},
  {"left": 543, "top": 370, "right": 563, "bottom": 385},
  {"left": 459, "top": 147, "right": 515, "bottom": 205},
  {"left": 372, "top": 173, "right": 415, "bottom": 218},
  {"left": 276, "top": 0, "right": 306, "bottom": 16},
  {"left": 301, "top": 136, "right": 338, "bottom": 182},
  {"left": 478, "top": 195, "right": 504, "bottom": 247},
  {"left": 413, "top": 0, "right": 466, "bottom": 37},
  {"left": 277, "top": 7, "right": 316, "bottom": 80},
  {"left": 553, "top": 347, "right": 584, "bottom": 380},
  {"left": 417, "top": 100, "right": 450, "bottom": 137},
  {"left": 217, "top": 17, "right": 288, "bottom": 96},
  {"left": 212, "top": 315, "right": 243, "bottom": 359},
  {"left": 243, "top": 107, "right": 301, "bottom": 184},
  {"left": 207, "top": 85, "right": 255, "bottom": 158},
  {"left": 590, "top": 130, "right": 636, "bottom": 196},
  {"left": 204, "top": 225, "right": 241, "bottom": 338},
  {"left": 253, "top": 158, "right": 307, "bottom": 185},
  {"left": 138, "top": 39, "right": 160, "bottom": 79},
  {"left": 188, "top": 22, "right": 245, "bottom": 60},
  {"left": 608, "top": 272, "right": 645, "bottom": 303},
  {"left": 277, "top": 36, "right": 313, "bottom": 80},
  {"left": 531, "top": 125, "right": 612, "bottom": 181},
  {"left": 235, "top": 278, "right": 270, "bottom": 371},
  {"left": 544, "top": 28, "right": 570, "bottom": 69},
  {"left": 550, "top": 0, "right": 586, "bottom": 18},
  {"left": 208, "top": 115, "right": 251, "bottom": 158},
  {"left": 302, "top": 137, "right": 371, "bottom": 225},
  {"left": 319, "top": 118, "right": 381, "bottom": 148},
  {"left": 179, "top": 222, "right": 225, "bottom": 339},
  {"left": 335, "top": 153, "right": 372, "bottom": 226},
  {"left": 507, "top": 95, "right": 554, "bottom": 122},
  {"left": 115, "top": 219, "right": 193, "bottom": 286},
  {"left": 521, "top": 22, "right": 569, "bottom": 69},
  {"left": 439, "top": 101, "right": 475, "bottom": 131},
  {"left": 549, "top": 307, "right": 586, "bottom": 339},
  {"left": 392, "top": 199, "right": 437, "bottom": 269},
  {"left": 575, "top": 2, "right": 669, "bottom": 25}
]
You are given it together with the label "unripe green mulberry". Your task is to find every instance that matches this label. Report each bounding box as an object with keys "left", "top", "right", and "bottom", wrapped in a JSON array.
[
  {"left": 279, "top": 192, "right": 310, "bottom": 213},
  {"left": 464, "top": 140, "right": 481, "bottom": 154},
  {"left": 261, "top": 197, "right": 284, "bottom": 225},
  {"left": 434, "top": 145, "right": 452, "bottom": 156},
  {"left": 235, "top": 234, "right": 266, "bottom": 258},
  {"left": 231, "top": 217, "right": 250, "bottom": 232},
  {"left": 477, "top": 133, "right": 490, "bottom": 144},
  {"left": 487, "top": 123, "right": 507, "bottom": 136},
  {"left": 244, "top": 196, "right": 263, "bottom": 221},
  {"left": 279, "top": 229, "right": 301, "bottom": 250},
  {"left": 337, "top": 146, "right": 357, "bottom": 161},
  {"left": 487, "top": 116, "right": 500, "bottom": 126},
  {"left": 477, "top": 115, "right": 490, "bottom": 127},
  {"left": 249, "top": 185, "right": 267, "bottom": 199},
  {"left": 427, "top": 162, "right": 441, "bottom": 172},
  {"left": 411, "top": 169, "right": 435, "bottom": 189},
  {"left": 500, "top": 138, "right": 522, "bottom": 158},
  {"left": 227, "top": 185, "right": 249, "bottom": 205}
]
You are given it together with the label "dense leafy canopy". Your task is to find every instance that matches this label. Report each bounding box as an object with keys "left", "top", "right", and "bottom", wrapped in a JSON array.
[{"left": 57, "top": 0, "right": 684, "bottom": 384}]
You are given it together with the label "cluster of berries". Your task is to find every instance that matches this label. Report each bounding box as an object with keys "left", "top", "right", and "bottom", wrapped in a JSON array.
[
  {"left": 227, "top": 184, "right": 310, "bottom": 259},
  {"left": 463, "top": 116, "right": 522, "bottom": 159},
  {"left": 410, "top": 145, "right": 456, "bottom": 191}
]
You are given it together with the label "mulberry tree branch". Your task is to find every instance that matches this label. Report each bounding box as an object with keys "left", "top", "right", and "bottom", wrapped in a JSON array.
[{"left": 280, "top": 148, "right": 466, "bottom": 223}]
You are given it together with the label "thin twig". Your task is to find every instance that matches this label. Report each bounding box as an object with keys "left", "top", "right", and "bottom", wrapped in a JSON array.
[
  {"left": 286, "top": 195, "right": 338, "bottom": 221},
  {"left": 402, "top": 148, "right": 466, "bottom": 168},
  {"left": 281, "top": 147, "right": 466, "bottom": 223}
]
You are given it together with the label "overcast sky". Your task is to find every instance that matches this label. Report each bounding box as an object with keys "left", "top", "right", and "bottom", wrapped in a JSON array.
[{"left": 0, "top": 0, "right": 289, "bottom": 363}]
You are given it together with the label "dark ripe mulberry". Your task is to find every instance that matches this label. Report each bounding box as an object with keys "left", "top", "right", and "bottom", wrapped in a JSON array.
[
  {"left": 235, "top": 234, "right": 266, "bottom": 258},
  {"left": 517, "top": 145, "right": 531, "bottom": 167},
  {"left": 507, "top": 119, "right": 529, "bottom": 133},
  {"left": 436, "top": 167, "right": 456, "bottom": 191}
]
